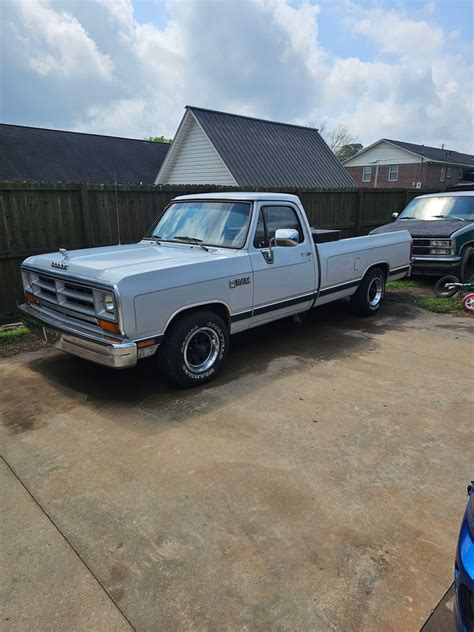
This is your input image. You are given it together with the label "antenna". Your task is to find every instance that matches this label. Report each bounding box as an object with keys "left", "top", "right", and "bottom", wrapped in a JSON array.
[{"left": 114, "top": 170, "right": 121, "bottom": 245}]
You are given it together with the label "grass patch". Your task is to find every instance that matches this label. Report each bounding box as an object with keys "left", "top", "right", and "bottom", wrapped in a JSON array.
[
  {"left": 0, "top": 325, "right": 30, "bottom": 344},
  {"left": 386, "top": 279, "right": 422, "bottom": 289},
  {"left": 413, "top": 296, "right": 462, "bottom": 313},
  {"left": 386, "top": 278, "right": 463, "bottom": 314}
]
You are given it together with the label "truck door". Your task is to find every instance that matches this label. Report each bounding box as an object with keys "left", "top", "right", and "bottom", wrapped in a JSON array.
[{"left": 249, "top": 203, "right": 316, "bottom": 324}]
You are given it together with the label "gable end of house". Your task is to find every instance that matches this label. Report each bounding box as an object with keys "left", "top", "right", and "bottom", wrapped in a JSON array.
[{"left": 155, "top": 110, "right": 237, "bottom": 185}]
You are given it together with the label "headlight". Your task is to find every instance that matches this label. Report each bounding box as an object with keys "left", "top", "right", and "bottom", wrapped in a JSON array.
[
  {"left": 430, "top": 248, "right": 451, "bottom": 255},
  {"left": 103, "top": 293, "right": 115, "bottom": 313},
  {"left": 430, "top": 239, "right": 451, "bottom": 248}
]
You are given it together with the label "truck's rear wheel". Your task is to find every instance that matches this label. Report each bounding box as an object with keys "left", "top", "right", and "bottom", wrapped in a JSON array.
[
  {"left": 159, "top": 310, "right": 228, "bottom": 387},
  {"left": 350, "top": 267, "right": 386, "bottom": 316}
]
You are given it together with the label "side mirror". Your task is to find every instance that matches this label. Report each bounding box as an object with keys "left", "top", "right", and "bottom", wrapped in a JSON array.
[
  {"left": 392, "top": 212, "right": 399, "bottom": 221},
  {"left": 274, "top": 228, "right": 299, "bottom": 246}
]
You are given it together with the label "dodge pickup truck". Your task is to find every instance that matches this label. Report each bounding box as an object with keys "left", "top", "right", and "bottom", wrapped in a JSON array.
[
  {"left": 19, "top": 193, "right": 412, "bottom": 386},
  {"left": 371, "top": 191, "right": 474, "bottom": 280}
]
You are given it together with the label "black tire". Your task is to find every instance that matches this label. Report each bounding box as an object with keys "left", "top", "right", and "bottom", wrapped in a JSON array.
[
  {"left": 350, "top": 267, "right": 386, "bottom": 316},
  {"left": 158, "top": 310, "right": 229, "bottom": 387},
  {"left": 433, "top": 275, "right": 460, "bottom": 298},
  {"left": 460, "top": 249, "right": 474, "bottom": 283}
]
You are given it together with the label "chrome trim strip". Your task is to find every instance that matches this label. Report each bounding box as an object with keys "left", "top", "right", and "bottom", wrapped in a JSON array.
[{"left": 413, "top": 256, "right": 461, "bottom": 262}]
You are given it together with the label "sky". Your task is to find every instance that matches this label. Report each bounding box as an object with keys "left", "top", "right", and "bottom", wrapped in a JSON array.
[{"left": 0, "top": 0, "right": 473, "bottom": 152}]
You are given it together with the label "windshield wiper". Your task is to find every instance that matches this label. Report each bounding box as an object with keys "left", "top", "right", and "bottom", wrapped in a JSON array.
[
  {"left": 143, "top": 235, "right": 162, "bottom": 243},
  {"left": 172, "top": 236, "right": 209, "bottom": 251}
]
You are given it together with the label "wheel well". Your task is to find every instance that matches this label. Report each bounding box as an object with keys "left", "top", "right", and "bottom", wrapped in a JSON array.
[
  {"left": 164, "top": 302, "right": 231, "bottom": 333},
  {"left": 365, "top": 262, "right": 389, "bottom": 279},
  {"left": 460, "top": 243, "right": 474, "bottom": 260}
]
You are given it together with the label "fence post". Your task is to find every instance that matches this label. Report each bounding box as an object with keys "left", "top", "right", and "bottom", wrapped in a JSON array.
[
  {"left": 355, "top": 189, "right": 364, "bottom": 235},
  {"left": 78, "top": 182, "right": 93, "bottom": 246}
]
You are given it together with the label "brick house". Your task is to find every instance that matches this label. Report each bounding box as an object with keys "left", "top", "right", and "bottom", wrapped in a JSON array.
[{"left": 343, "top": 139, "right": 474, "bottom": 190}]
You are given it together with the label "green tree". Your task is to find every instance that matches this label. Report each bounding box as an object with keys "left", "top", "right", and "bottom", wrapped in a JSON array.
[
  {"left": 336, "top": 143, "right": 363, "bottom": 162},
  {"left": 146, "top": 135, "right": 173, "bottom": 144}
]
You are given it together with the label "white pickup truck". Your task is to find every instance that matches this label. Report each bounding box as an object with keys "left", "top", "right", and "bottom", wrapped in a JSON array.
[{"left": 20, "top": 193, "right": 412, "bottom": 386}]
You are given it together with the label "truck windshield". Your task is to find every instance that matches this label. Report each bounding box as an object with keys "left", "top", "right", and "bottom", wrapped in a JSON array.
[
  {"left": 399, "top": 196, "right": 474, "bottom": 221},
  {"left": 146, "top": 201, "right": 252, "bottom": 248}
]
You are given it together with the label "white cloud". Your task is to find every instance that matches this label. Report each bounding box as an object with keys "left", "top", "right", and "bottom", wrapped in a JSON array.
[
  {"left": 351, "top": 7, "right": 444, "bottom": 58},
  {"left": 11, "top": 0, "right": 113, "bottom": 78},
  {"left": 2, "top": 0, "right": 473, "bottom": 152}
]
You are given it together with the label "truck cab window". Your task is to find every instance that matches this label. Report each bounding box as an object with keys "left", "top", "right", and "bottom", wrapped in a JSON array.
[
  {"left": 253, "top": 210, "right": 267, "bottom": 248},
  {"left": 262, "top": 206, "right": 303, "bottom": 245}
]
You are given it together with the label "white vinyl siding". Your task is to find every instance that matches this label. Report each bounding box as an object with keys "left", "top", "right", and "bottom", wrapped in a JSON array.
[
  {"left": 344, "top": 140, "right": 423, "bottom": 167},
  {"left": 161, "top": 115, "right": 237, "bottom": 185},
  {"left": 362, "top": 166, "right": 372, "bottom": 182}
]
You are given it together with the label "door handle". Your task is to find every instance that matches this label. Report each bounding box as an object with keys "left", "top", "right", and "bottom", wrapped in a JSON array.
[{"left": 301, "top": 252, "right": 312, "bottom": 257}]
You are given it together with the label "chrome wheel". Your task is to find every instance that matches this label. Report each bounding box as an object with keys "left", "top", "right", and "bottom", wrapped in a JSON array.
[
  {"left": 184, "top": 326, "right": 220, "bottom": 374},
  {"left": 367, "top": 277, "right": 383, "bottom": 308}
]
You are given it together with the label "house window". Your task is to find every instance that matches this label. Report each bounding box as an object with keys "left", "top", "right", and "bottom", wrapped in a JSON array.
[
  {"left": 440, "top": 166, "right": 446, "bottom": 182},
  {"left": 459, "top": 168, "right": 463, "bottom": 179},
  {"left": 446, "top": 166, "right": 452, "bottom": 178},
  {"left": 362, "top": 166, "right": 372, "bottom": 182},
  {"left": 388, "top": 165, "right": 399, "bottom": 182}
]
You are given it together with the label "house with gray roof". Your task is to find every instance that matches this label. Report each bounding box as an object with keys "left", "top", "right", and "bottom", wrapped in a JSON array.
[
  {"left": 155, "top": 106, "right": 356, "bottom": 189},
  {"left": 0, "top": 124, "right": 170, "bottom": 184},
  {"left": 343, "top": 138, "right": 474, "bottom": 190}
]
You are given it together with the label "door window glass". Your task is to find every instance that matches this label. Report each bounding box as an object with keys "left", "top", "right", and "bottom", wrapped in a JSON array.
[
  {"left": 252, "top": 206, "right": 304, "bottom": 248},
  {"left": 253, "top": 209, "right": 267, "bottom": 248}
]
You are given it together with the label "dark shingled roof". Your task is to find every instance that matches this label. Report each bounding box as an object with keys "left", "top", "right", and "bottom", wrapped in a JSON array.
[
  {"left": 385, "top": 139, "right": 474, "bottom": 167},
  {"left": 189, "top": 106, "right": 356, "bottom": 189},
  {"left": 0, "top": 124, "right": 170, "bottom": 183}
]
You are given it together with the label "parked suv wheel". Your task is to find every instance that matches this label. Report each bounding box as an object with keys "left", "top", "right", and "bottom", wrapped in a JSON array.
[
  {"left": 460, "top": 248, "right": 474, "bottom": 283},
  {"left": 350, "top": 267, "right": 386, "bottom": 316},
  {"left": 159, "top": 310, "right": 229, "bottom": 387}
]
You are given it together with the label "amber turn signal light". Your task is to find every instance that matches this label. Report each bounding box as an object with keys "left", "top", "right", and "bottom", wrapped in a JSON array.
[
  {"left": 24, "top": 291, "right": 36, "bottom": 304},
  {"left": 137, "top": 338, "right": 156, "bottom": 348},
  {"left": 97, "top": 318, "right": 120, "bottom": 333}
]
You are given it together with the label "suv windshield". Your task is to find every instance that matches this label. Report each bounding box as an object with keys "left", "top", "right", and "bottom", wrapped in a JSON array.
[
  {"left": 146, "top": 201, "right": 251, "bottom": 248},
  {"left": 399, "top": 196, "right": 474, "bottom": 221}
]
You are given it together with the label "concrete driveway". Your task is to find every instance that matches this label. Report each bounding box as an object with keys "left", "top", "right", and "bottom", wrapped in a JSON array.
[{"left": 1, "top": 301, "right": 472, "bottom": 631}]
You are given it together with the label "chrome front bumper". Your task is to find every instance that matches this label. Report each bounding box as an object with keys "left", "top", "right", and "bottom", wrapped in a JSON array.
[
  {"left": 411, "top": 255, "right": 461, "bottom": 275},
  {"left": 19, "top": 303, "right": 137, "bottom": 369}
]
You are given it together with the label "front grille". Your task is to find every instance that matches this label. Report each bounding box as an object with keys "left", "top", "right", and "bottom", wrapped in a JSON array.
[
  {"left": 412, "top": 238, "right": 433, "bottom": 256},
  {"left": 26, "top": 270, "right": 103, "bottom": 324}
]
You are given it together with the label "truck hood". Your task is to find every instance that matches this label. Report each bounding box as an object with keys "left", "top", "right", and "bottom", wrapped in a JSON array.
[
  {"left": 23, "top": 241, "right": 227, "bottom": 282},
  {"left": 370, "top": 219, "right": 469, "bottom": 238}
]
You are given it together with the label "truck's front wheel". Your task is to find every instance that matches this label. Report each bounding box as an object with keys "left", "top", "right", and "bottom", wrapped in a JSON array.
[
  {"left": 350, "top": 267, "right": 386, "bottom": 316},
  {"left": 159, "top": 310, "right": 229, "bottom": 387}
]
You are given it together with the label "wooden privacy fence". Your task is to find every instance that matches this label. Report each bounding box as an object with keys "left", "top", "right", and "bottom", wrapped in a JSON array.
[{"left": 0, "top": 182, "right": 432, "bottom": 322}]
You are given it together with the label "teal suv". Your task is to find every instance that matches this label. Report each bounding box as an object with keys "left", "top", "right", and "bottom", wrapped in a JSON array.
[{"left": 371, "top": 191, "right": 474, "bottom": 280}]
